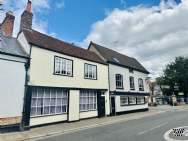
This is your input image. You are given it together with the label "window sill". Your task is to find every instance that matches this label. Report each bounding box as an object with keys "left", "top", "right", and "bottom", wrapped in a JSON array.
[
  {"left": 130, "top": 89, "right": 135, "bottom": 91},
  {"left": 139, "top": 89, "right": 145, "bottom": 91},
  {"left": 53, "top": 73, "right": 73, "bottom": 77},
  {"left": 116, "top": 87, "right": 124, "bottom": 90},
  {"left": 30, "top": 113, "right": 68, "bottom": 118},
  {"left": 84, "top": 77, "right": 97, "bottom": 80},
  {"left": 80, "top": 109, "right": 97, "bottom": 113}
]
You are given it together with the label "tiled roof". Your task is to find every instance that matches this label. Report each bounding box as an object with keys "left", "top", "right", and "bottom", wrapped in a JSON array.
[
  {"left": 22, "top": 29, "right": 106, "bottom": 65},
  {"left": 90, "top": 42, "right": 149, "bottom": 74},
  {"left": 0, "top": 31, "right": 28, "bottom": 58}
]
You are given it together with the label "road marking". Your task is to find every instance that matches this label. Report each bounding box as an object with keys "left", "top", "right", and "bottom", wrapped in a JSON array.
[{"left": 138, "top": 122, "right": 168, "bottom": 135}]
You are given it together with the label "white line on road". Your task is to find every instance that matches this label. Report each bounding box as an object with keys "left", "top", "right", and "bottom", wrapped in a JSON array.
[{"left": 138, "top": 122, "right": 168, "bottom": 135}]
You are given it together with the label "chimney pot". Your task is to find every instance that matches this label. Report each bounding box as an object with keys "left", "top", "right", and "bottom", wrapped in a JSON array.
[{"left": 26, "top": 0, "right": 32, "bottom": 13}]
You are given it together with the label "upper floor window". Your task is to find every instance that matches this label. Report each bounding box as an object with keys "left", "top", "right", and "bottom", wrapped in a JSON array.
[
  {"left": 54, "top": 56, "right": 73, "bottom": 76},
  {"left": 116, "top": 74, "right": 123, "bottom": 89},
  {"left": 84, "top": 63, "right": 97, "bottom": 80},
  {"left": 129, "top": 68, "right": 134, "bottom": 73},
  {"left": 129, "top": 76, "right": 135, "bottom": 90},
  {"left": 138, "top": 78, "right": 144, "bottom": 91}
]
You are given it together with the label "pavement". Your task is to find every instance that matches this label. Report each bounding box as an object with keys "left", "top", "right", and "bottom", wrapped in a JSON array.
[{"left": 0, "top": 105, "right": 188, "bottom": 141}]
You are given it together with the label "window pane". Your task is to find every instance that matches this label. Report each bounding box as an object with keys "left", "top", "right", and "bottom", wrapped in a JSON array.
[{"left": 129, "top": 96, "right": 136, "bottom": 105}]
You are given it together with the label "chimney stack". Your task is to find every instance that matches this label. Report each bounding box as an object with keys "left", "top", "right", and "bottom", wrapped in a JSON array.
[
  {"left": 20, "top": 0, "right": 33, "bottom": 31},
  {"left": 1, "top": 11, "right": 15, "bottom": 37}
]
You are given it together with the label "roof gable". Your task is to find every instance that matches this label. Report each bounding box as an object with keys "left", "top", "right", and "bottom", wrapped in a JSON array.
[
  {"left": 22, "top": 29, "right": 106, "bottom": 65},
  {"left": 89, "top": 42, "right": 149, "bottom": 74}
]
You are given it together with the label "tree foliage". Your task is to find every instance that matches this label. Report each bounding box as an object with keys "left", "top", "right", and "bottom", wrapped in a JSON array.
[{"left": 157, "top": 57, "right": 188, "bottom": 96}]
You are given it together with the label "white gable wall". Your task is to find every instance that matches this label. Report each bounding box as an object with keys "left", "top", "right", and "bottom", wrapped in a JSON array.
[{"left": 0, "top": 54, "right": 26, "bottom": 119}]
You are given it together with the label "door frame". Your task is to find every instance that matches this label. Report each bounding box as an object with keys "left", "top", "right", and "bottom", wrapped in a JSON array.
[
  {"left": 97, "top": 91, "right": 106, "bottom": 118},
  {"left": 110, "top": 95, "right": 116, "bottom": 116}
]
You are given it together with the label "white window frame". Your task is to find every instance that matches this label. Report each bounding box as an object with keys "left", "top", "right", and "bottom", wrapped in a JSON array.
[
  {"left": 80, "top": 90, "right": 97, "bottom": 112},
  {"left": 31, "top": 87, "right": 68, "bottom": 117},
  {"left": 138, "top": 78, "right": 144, "bottom": 91},
  {"left": 84, "top": 63, "right": 97, "bottom": 80},
  {"left": 54, "top": 56, "right": 73, "bottom": 76},
  {"left": 120, "top": 96, "right": 128, "bottom": 106},
  {"left": 116, "top": 74, "right": 124, "bottom": 89}
]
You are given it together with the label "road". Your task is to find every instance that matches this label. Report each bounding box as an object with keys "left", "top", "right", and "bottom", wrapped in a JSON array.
[{"left": 37, "top": 108, "right": 188, "bottom": 141}]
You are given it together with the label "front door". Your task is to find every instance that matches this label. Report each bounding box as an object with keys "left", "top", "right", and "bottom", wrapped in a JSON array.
[
  {"left": 111, "top": 96, "right": 116, "bottom": 116},
  {"left": 97, "top": 93, "right": 106, "bottom": 118}
]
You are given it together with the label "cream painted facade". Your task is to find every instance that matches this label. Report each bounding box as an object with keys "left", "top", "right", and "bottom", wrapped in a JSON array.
[
  {"left": 109, "top": 64, "right": 149, "bottom": 112},
  {"left": 18, "top": 32, "right": 110, "bottom": 126},
  {"left": 109, "top": 64, "right": 149, "bottom": 93}
]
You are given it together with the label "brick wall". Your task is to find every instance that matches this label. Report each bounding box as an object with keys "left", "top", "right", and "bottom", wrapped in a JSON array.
[{"left": 0, "top": 117, "right": 21, "bottom": 126}]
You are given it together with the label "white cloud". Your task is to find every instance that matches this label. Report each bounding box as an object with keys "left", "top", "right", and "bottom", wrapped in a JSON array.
[
  {"left": 0, "top": 0, "right": 51, "bottom": 36},
  {"left": 84, "top": 0, "right": 188, "bottom": 78}
]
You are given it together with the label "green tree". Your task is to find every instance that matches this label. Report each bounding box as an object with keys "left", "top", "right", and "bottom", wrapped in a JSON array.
[{"left": 157, "top": 57, "right": 188, "bottom": 97}]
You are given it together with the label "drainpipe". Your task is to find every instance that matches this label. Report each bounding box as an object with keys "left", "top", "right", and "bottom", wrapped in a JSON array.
[{"left": 20, "top": 57, "right": 30, "bottom": 131}]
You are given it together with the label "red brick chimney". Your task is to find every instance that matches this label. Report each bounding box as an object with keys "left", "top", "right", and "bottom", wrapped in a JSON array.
[
  {"left": 20, "top": 0, "right": 33, "bottom": 31},
  {"left": 1, "top": 11, "right": 15, "bottom": 37}
]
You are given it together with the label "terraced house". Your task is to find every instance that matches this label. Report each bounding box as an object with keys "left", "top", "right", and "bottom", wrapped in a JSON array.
[
  {"left": 17, "top": 1, "right": 109, "bottom": 128},
  {"left": 89, "top": 42, "right": 150, "bottom": 115}
]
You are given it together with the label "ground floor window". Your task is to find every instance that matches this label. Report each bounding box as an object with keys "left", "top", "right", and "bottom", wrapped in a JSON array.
[
  {"left": 137, "top": 96, "right": 145, "bottom": 104},
  {"left": 120, "top": 96, "right": 129, "bottom": 106},
  {"left": 31, "top": 87, "right": 68, "bottom": 117},
  {"left": 80, "top": 90, "right": 97, "bottom": 112},
  {"left": 119, "top": 96, "right": 146, "bottom": 106},
  {"left": 128, "top": 96, "right": 137, "bottom": 105}
]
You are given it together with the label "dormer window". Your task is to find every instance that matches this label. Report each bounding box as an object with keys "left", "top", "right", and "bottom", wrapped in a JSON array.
[
  {"left": 129, "top": 68, "right": 134, "bottom": 73},
  {"left": 113, "top": 58, "right": 120, "bottom": 63}
]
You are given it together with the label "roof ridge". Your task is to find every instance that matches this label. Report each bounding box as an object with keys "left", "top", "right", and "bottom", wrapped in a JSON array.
[
  {"left": 27, "top": 29, "right": 92, "bottom": 53},
  {"left": 91, "top": 41, "right": 132, "bottom": 58}
]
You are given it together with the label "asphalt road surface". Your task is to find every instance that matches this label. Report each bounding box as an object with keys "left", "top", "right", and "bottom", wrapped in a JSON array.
[{"left": 37, "top": 108, "right": 188, "bottom": 141}]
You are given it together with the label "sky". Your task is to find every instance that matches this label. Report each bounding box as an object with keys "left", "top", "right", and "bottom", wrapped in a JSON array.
[{"left": 0, "top": 0, "right": 187, "bottom": 78}]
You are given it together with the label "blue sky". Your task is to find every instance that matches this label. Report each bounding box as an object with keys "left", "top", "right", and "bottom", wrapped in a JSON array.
[{"left": 41, "top": 0, "right": 164, "bottom": 42}]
